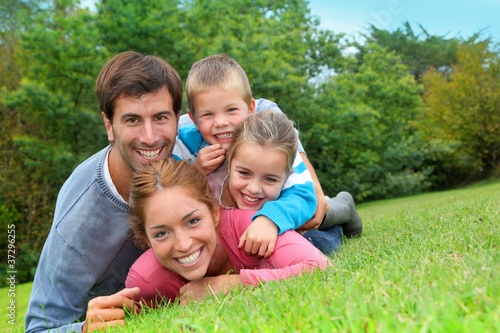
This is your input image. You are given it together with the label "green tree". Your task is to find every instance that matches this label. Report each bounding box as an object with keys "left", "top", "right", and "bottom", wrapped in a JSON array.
[
  {"left": 352, "top": 22, "right": 460, "bottom": 82},
  {"left": 303, "top": 43, "right": 451, "bottom": 200},
  {"left": 96, "top": 0, "right": 344, "bottom": 117},
  {"left": 0, "top": 0, "right": 110, "bottom": 283},
  {"left": 423, "top": 38, "right": 500, "bottom": 177}
]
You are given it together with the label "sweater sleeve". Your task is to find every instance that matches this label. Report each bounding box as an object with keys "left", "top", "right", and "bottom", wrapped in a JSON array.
[
  {"left": 252, "top": 153, "right": 316, "bottom": 234},
  {"left": 239, "top": 229, "right": 332, "bottom": 286}
]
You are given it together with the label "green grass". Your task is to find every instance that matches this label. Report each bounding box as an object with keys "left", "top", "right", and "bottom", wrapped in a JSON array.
[
  {"left": 0, "top": 281, "right": 32, "bottom": 332},
  {"left": 3, "top": 179, "right": 499, "bottom": 332}
]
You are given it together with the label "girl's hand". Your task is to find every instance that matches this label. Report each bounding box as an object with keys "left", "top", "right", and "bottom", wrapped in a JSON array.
[
  {"left": 180, "top": 275, "right": 242, "bottom": 305},
  {"left": 238, "top": 216, "right": 278, "bottom": 258}
]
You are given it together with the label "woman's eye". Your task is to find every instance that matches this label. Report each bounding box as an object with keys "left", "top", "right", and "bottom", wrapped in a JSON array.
[
  {"left": 154, "top": 231, "right": 168, "bottom": 238},
  {"left": 187, "top": 218, "right": 200, "bottom": 226}
]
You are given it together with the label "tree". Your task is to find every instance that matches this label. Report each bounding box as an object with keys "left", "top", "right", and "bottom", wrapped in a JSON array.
[
  {"left": 423, "top": 38, "right": 500, "bottom": 177},
  {"left": 302, "top": 43, "right": 452, "bottom": 201},
  {"left": 352, "top": 22, "right": 460, "bottom": 82},
  {"left": 96, "top": 0, "right": 344, "bottom": 118},
  {"left": 0, "top": 0, "right": 110, "bottom": 283}
]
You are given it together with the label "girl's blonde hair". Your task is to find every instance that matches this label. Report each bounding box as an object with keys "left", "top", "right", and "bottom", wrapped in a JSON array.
[
  {"left": 129, "top": 158, "right": 218, "bottom": 249},
  {"left": 226, "top": 110, "right": 298, "bottom": 177}
]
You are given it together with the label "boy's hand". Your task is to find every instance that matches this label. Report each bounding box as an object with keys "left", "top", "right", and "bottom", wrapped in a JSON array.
[
  {"left": 296, "top": 194, "right": 328, "bottom": 232},
  {"left": 192, "top": 144, "right": 225, "bottom": 175},
  {"left": 238, "top": 216, "right": 278, "bottom": 258}
]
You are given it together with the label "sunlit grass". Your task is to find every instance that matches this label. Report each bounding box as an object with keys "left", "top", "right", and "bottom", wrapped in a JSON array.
[{"left": 3, "top": 179, "right": 499, "bottom": 332}]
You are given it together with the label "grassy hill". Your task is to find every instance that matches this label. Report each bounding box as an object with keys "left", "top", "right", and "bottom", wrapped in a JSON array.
[{"left": 3, "top": 179, "right": 499, "bottom": 332}]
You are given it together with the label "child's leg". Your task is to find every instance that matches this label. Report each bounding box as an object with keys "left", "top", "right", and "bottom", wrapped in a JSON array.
[
  {"left": 320, "top": 192, "right": 363, "bottom": 238},
  {"left": 302, "top": 225, "right": 343, "bottom": 256}
]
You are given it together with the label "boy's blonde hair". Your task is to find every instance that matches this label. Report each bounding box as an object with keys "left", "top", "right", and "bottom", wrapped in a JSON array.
[
  {"left": 186, "top": 54, "right": 252, "bottom": 114},
  {"left": 226, "top": 110, "right": 298, "bottom": 177}
]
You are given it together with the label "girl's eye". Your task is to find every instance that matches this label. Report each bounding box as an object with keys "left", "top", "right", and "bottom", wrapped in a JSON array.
[
  {"left": 238, "top": 171, "right": 250, "bottom": 177},
  {"left": 265, "top": 177, "right": 278, "bottom": 183}
]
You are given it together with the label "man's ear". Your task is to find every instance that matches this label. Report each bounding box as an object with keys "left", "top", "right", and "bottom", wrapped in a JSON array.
[
  {"left": 188, "top": 110, "right": 200, "bottom": 131},
  {"left": 102, "top": 112, "right": 115, "bottom": 142},
  {"left": 176, "top": 112, "right": 180, "bottom": 136},
  {"left": 249, "top": 98, "right": 256, "bottom": 115}
]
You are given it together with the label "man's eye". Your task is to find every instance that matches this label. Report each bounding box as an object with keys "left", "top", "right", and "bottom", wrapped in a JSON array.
[
  {"left": 126, "top": 118, "right": 138, "bottom": 123},
  {"left": 156, "top": 116, "right": 167, "bottom": 121}
]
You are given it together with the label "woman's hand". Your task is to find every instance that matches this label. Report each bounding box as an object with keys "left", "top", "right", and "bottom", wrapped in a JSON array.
[{"left": 180, "top": 275, "right": 242, "bottom": 305}]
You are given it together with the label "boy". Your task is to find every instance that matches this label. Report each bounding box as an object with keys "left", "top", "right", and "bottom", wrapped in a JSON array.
[{"left": 173, "top": 55, "right": 361, "bottom": 257}]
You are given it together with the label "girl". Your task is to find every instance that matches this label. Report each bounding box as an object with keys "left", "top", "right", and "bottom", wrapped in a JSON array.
[{"left": 219, "top": 110, "right": 346, "bottom": 256}]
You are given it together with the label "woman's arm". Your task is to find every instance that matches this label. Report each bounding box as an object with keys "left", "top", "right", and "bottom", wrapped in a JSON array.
[
  {"left": 240, "top": 229, "right": 332, "bottom": 286},
  {"left": 179, "top": 275, "right": 243, "bottom": 305}
]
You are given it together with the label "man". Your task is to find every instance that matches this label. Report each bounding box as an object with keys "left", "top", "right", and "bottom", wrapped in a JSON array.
[{"left": 25, "top": 51, "right": 183, "bottom": 332}]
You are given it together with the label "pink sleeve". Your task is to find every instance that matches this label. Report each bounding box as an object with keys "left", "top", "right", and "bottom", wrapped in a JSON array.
[
  {"left": 238, "top": 229, "right": 332, "bottom": 286},
  {"left": 125, "top": 248, "right": 187, "bottom": 307}
]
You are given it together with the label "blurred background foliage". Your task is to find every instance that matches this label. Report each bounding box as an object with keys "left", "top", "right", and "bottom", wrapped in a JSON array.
[{"left": 1, "top": 0, "right": 499, "bottom": 285}]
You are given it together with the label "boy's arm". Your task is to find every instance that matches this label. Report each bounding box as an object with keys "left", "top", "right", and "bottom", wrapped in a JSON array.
[
  {"left": 192, "top": 144, "right": 225, "bottom": 175},
  {"left": 295, "top": 152, "right": 328, "bottom": 232},
  {"left": 255, "top": 99, "right": 326, "bottom": 231},
  {"left": 174, "top": 124, "right": 224, "bottom": 175}
]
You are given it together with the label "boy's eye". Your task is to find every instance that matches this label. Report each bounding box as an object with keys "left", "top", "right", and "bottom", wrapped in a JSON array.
[
  {"left": 201, "top": 112, "right": 213, "bottom": 118},
  {"left": 227, "top": 108, "right": 237, "bottom": 112},
  {"left": 265, "top": 177, "right": 279, "bottom": 183}
]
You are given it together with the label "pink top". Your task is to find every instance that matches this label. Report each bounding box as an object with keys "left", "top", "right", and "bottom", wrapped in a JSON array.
[{"left": 125, "top": 209, "right": 331, "bottom": 306}]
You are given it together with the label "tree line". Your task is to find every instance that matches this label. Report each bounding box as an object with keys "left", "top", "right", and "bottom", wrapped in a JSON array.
[{"left": 1, "top": 0, "right": 499, "bottom": 285}]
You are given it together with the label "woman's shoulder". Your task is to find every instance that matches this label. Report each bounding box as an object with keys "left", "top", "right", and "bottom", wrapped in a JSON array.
[{"left": 219, "top": 209, "right": 257, "bottom": 235}]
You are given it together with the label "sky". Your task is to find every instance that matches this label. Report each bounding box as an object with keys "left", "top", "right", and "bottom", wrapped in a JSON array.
[{"left": 307, "top": 0, "right": 500, "bottom": 43}]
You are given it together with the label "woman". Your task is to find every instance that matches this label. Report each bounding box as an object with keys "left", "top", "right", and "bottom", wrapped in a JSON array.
[{"left": 126, "top": 158, "right": 331, "bottom": 306}]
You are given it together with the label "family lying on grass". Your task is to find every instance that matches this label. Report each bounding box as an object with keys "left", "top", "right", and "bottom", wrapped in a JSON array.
[{"left": 25, "top": 52, "right": 362, "bottom": 332}]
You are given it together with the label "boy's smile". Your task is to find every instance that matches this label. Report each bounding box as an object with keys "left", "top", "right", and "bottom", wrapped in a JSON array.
[{"left": 189, "top": 87, "right": 255, "bottom": 150}]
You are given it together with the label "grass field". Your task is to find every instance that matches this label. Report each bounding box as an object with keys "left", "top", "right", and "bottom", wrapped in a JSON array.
[{"left": 3, "top": 179, "right": 499, "bottom": 332}]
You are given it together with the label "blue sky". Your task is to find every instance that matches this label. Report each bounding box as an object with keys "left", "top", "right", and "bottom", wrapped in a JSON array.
[{"left": 308, "top": 0, "right": 500, "bottom": 43}]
